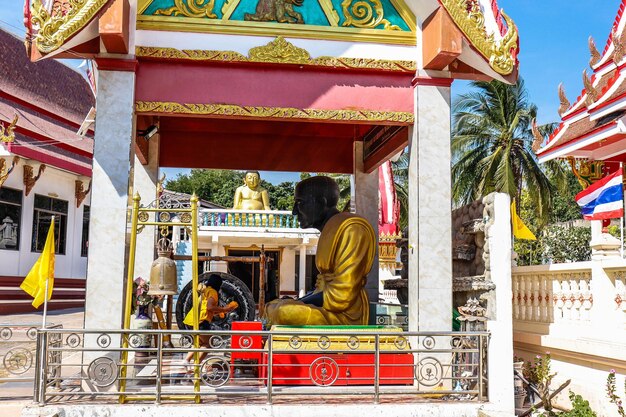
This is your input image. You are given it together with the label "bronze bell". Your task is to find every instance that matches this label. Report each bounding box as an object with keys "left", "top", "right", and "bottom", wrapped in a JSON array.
[{"left": 148, "top": 238, "right": 178, "bottom": 295}]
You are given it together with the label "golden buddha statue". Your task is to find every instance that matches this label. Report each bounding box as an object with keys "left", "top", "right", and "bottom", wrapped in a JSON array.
[
  {"left": 233, "top": 171, "right": 270, "bottom": 211},
  {"left": 264, "top": 176, "right": 376, "bottom": 326}
]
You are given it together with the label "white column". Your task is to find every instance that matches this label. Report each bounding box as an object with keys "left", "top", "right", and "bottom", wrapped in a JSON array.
[
  {"left": 485, "top": 192, "right": 514, "bottom": 414},
  {"left": 408, "top": 81, "right": 452, "bottom": 332},
  {"left": 299, "top": 244, "right": 307, "bottom": 295},
  {"left": 353, "top": 141, "right": 380, "bottom": 308},
  {"left": 133, "top": 133, "right": 160, "bottom": 280},
  {"left": 84, "top": 70, "right": 136, "bottom": 332}
]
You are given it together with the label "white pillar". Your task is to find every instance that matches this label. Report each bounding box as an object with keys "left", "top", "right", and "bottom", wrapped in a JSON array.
[
  {"left": 485, "top": 192, "right": 514, "bottom": 414},
  {"left": 408, "top": 81, "right": 452, "bottom": 332},
  {"left": 84, "top": 70, "right": 136, "bottom": 332},
  {"left": 133, "top": 133, "right": 160, "bottom": 280},
  {"left": 353, "top": 142, "right": 380, "bottom": 307},
  {"left": 298, "top": 244, "right": 307, "bottom": 295}
]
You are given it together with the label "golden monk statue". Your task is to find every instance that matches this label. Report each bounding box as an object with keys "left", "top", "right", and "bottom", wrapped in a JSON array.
[
  {"left": 233, "top": 171, "right": 270, "bottom": 210},
  {"left": 264, "top": 176, "right": 376, "bottom": 326}
]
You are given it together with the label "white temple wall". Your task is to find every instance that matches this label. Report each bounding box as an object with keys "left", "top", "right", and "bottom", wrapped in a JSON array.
[
  {"left": 0, "top": 160, "right": 90, "bottom": 280},
  {"left": 279, "top": 248, "right": 296, "bottom": 292}
]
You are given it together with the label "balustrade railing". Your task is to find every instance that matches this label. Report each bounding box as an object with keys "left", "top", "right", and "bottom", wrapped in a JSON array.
[
  {"left": 200, "top": 209, "right": 300, "bottom": 229},
  {"left": 32, "top": 328, "right": 489, "bottom": 405},
  {"left": 513, "top": 266, "right": 593, "bottom": 323}
]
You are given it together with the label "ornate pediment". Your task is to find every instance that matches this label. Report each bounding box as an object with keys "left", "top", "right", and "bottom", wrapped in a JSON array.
[{"left": 137, "top": 0, "right": 416, "bottom": 44}]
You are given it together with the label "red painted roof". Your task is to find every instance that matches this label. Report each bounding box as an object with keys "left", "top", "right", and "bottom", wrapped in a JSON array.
[
  {"left": 0, "top": 29, "right": 94, "bottom": 175},
  {"left": 538, "top": 1, "right": 626, "bottom": 160}
]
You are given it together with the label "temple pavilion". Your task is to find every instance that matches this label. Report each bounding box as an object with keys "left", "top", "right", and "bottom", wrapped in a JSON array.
[{"left": 20, "top": 0, "right": 521, "bottom": 414}]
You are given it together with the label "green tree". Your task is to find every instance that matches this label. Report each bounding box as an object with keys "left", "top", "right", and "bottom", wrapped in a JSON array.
[
  {"left": 165, "top": 169, "right": 296, "bottom": 210},
  {"left": 451, "top": 79, "right": 555, "bottom": 223},
  {"left": 165, "top": 169, "right": 242, "bottom": 207}
]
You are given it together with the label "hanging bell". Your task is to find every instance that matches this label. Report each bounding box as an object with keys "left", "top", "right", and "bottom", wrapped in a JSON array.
[{"left": 148, "top": 238, "right": 178, "bottom": 295}]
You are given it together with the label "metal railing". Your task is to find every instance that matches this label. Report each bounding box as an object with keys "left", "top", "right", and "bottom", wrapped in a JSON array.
[
  {"left": 0, "top": 324, "right": 62, "bottom": 388},
  {"left": 200, "top": 209, "right": 300, "bottom": 229},
  {"left": 32, "top": 328, "right": 489, "bottom": 405}
]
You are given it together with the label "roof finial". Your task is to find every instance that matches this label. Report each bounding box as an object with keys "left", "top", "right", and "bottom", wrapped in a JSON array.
[
  {"left": 557, "top": 83, "right": 571, "bottom": 116},
  {"left": 613, "top": 27, "right": 624, "bottom": 63},
  {"left": 531, "top": 118, "right": 544, "bottom": 152},
  {"left": 588, "top": 36, "right": 601, "bottom": 67},
  {"left": 583, "top": 69, "right": 598, "bottom": 106}
]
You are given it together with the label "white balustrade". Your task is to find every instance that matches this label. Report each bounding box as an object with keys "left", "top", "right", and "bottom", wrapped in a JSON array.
[
  {"left": 200, "top": 209, "right": 300, "bottom": 229},
  {"left": 512, "top": 267, "right": 593, "bottom": 324}
]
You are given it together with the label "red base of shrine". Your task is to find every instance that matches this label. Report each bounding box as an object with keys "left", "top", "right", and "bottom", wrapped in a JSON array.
[{"left": 259, "top": 352, "right": 414, "bottom": 386}]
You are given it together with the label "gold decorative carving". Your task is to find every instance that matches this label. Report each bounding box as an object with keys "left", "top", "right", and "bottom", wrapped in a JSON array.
[
  {"left": 30, "top": 0, "right": 110, "bottom": 54},
  {"left": 583, "top": 69, "right": 598, "bottom": 106},
  {"left": 340, "top": 0, "right": 399, "bottom": 30},
  {"left": 589, "top": 36, "right": 601, "bottom": 68},
  {"left": 613, "top": 28, "right": 625, "bottom": 64},
  {"left": 439, "top": 0, "right": 519, "bottom": 75},
  {"left": 531, "top": 118, "right": 543, "bottom": 152},
  {"left": 557, "top": 83, "right": 570, "bottom": 116},
  {"left": 248, "top": 36, "right": 310, "bottom": 64},
  {"left": 75, "top": 179, "right": 91, "bottom": 208},
  {"left": 379, "top": 232, "right": 401, "bottom": 267},
  {"left": 244, "top": 0, "right": 304, "bottom": 24},
  {"left": 567, "top": 157, "right": 604, "bottom": 189},
  {"left": 157, "top": 173, "right": 166, "bottom": 198},
  {"left": 0, "top": 114, "right": 18, "bottom": 143},
  {"left": 136, "top": 101, "right": 414, "bottom": 123},
  {"left": 0, "top": 156, "right": 19, "bottom": 188},
  {"left": 23, "top": 163, "right": 46, "bottom": 196},
  {"left": 154, "top": 0, "right": 216, "bottom": 18},
  {"left": 135, "top": 43, "right": 417, "bottom": 72}
]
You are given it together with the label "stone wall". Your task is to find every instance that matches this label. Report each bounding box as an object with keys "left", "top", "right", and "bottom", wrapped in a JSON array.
[{"left": 452, "top": 200, "right": 485, "bottom": 278}]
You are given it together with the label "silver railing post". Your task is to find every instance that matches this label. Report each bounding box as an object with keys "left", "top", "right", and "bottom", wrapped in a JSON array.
[
  {"left": 267, "top": 333, "right": 273, "bottom": 404},
  {"left": 374, "top": 333, "right": 380, "bottom": 404},
  {"left": 36, "top": 331, "right": 48, "bottom": 405},
  {"left": 156, "top": 333, "right": 163, "bottom": 404}
]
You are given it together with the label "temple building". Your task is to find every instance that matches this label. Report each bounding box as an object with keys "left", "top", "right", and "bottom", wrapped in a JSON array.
[
  {"left": 0, "top": 28, "right": 94, "bottom": 314},
  {"left": 516, "top": 1, "right": 626, "bottom": 413},
  {"left": 19, "top": 0, "right": 522, "bottom": 414}
]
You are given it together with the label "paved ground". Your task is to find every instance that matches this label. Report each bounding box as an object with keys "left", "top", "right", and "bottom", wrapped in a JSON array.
[{"left": 0, "top": 308, "right": 84, "bottom": 417}]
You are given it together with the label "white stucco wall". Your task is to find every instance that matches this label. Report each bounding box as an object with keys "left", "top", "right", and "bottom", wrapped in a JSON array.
[{"left": 0, "top": 159, "right": 90, "bottom": 279}]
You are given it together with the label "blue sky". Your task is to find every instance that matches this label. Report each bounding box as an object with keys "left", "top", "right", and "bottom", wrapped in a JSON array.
[{"left": 0, "top": 1, "right": 621, "bottom": 184}]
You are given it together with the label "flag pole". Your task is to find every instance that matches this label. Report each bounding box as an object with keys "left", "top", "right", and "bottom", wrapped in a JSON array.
[{"left": 41, "top": 215, "right": 54, "bottom": 329}]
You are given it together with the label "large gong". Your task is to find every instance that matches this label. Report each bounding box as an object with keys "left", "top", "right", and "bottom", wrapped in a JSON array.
[{"left": 175, "top": 272, "right": 256, "bottom": 330}]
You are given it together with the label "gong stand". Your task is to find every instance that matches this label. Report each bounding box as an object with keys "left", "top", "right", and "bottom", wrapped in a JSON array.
[{"left": 173, "top": 247, "right": 268, "bottom": 317}]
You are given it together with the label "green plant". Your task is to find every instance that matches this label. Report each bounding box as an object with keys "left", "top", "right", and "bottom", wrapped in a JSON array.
[
  {"left": 560, "top": 391, "right": 597, "bottom": 417},
  {"left": 607, "top": 370, "right": 625, "bottom": 417}
]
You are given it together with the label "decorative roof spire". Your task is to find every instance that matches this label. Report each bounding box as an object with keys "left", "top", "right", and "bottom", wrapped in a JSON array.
[
  {"left": 589, "top": 36, "right": 601, "bottom": 67},
  {"left": 558, "top": 83, "right": 571, "bottom": 116},
  {"left": 531, "top": 118, "right": 544, "bottom": 152},
  {"left": 583, "top": 69, "right": 598, "bottom": 106},
  {"left": 613, "top": 27, "right": 625, "bottom": 63}
]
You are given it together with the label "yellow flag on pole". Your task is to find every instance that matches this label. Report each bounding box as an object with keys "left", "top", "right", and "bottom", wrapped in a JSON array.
[
  {"left": 20, "top": 220, "right": 55, "bottom": 308},
  {"left": 511, "top": 199, "right": 537, "bottom": 240}
]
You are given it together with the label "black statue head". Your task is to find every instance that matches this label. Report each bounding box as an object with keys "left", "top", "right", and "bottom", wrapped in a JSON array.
[
  {"left": 292, "top": 176, "right": 340, "bottom": 231},
  {"left": 202, "top": 273, "right": 223, "bottom": 291}
]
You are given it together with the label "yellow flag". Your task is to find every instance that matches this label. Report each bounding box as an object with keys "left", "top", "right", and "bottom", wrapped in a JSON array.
[
  {"left": 511, "top": 200, "right": 537, "bottom": 240},
  {"left": 20, "top": 220, "right": 55, "bottom": 308}
]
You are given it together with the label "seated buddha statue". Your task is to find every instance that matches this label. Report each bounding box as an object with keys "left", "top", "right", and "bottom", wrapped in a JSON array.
[
  {"left": 263, "top": 176, "right": 376, "bottom": 326},
  {"left": 233, "top": 171, "right": 271, "bottom": 211}
]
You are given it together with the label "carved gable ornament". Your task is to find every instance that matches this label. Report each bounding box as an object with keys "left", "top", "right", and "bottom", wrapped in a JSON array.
[{"left": 137, "top": 0, "right": 416, "bottom": 44}]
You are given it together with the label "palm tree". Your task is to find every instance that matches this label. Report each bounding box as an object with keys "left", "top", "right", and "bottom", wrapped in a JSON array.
[{"left": 451, "top": 78, "right": 555, "bottom": 223}]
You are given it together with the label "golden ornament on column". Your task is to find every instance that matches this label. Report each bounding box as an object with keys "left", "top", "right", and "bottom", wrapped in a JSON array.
[{"left": 148, "top": 238, "right": 178, "bottom": 295}]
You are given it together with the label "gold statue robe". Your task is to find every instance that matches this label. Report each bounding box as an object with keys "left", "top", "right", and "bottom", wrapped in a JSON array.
[{"left": 264, "top": 213, "right": 376, "bottom": 325}]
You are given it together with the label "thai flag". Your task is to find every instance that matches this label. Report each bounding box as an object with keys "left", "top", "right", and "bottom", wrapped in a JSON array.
[{"left": 575, "top": 168, "right": 624, "bottom": 220}]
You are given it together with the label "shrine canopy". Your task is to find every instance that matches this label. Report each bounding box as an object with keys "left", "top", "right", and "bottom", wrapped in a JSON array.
[
  {"left": 24, "top": 0, "right": 520, "bottom": 174},
  {"left": 536, "top": 0, "right": 626, "bottom": 166}
]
